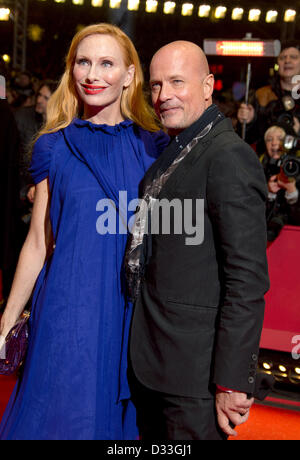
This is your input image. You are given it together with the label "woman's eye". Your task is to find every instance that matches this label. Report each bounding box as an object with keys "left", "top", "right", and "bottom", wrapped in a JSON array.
[
  {"left": 102, "top": 60, "right": 113, "bottom": 67},
  {"left": 77, "top": 58, "right": 89, "bottom": 65}
]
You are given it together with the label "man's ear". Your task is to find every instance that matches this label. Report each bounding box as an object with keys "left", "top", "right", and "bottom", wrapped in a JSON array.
[
  {"left": 203, "top": 74, "right": 214, "bottom": 101},
  {"left": 124, "top": 64, "right": 136, "bottom": 88}
]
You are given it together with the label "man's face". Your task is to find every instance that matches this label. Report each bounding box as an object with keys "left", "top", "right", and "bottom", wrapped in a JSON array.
[
  {"left": 150, "top": 47, "right": 214, "bottom": 135},
  {"left": 278, "top": 47, "right": 300, "bottom": 80},
  {"left": 35, "top": 85, "right": 52, "bottom": 115}
]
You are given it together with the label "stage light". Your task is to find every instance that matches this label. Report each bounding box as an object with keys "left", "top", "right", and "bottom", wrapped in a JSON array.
[
  {"left": 128, "top": 0, "right": 139, "bottom": 10},
  {"left": 295, "top": 367, "right": 300, "bottom": 375},
  {"left": 0, "top": 7, "right": 10, "bottom": 20},
  {"left": 181, "top": 3, "right": 193, "bottom": 16},
  {"left": 2, "top": 54, "right": 10, "bottom": 63},
  {"left": 145, "top": 0, "right": 157, "bottom": 13},
  {"left": 248, "top": 9, "right": 261, "bottom": 22},
  {"left": 198, "top": 5, "right": 211, "bottom": 18},
  {"left": 91, "top": 0, "right": 103, "bottom": 5},
  {"left": 54, "top": 0, "right": 66, "bottom": 3},
  {"left": 263, "top": 362, "right": 272, "bottom": 370},
  {"left": 110, "top": 0, "right": 121, "bottom": 8},
  {"left": 214, "top": 6, "right": 227, "bottom": 19},
  {"left": 164, "top": 1, "right": 175, "bottom": 14},
  {"left": 284, "top": 9, "right": 296, "bottom": 23},
  {"left": 279, "top": 365, "right": 287, "bottom": 373},
  {"left": 266, "top": 10, "right": 278, "bottom": 23},
  {"left": 28, "top": 24, "right": 44, "bottom": 42},
  {"left": 232, "top": 8, "right": 243, "bottom": 21},
  {"left": 73, "top": 0, "right": 84, "bottom": 4}
]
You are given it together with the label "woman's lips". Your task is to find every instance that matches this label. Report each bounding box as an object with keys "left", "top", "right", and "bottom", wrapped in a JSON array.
[{"left": 81, "top": 84, "right": 107, "bottom": 95}]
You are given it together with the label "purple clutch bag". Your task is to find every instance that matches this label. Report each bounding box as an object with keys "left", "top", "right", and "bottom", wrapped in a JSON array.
[{"left": 0, "top": 311, "right": 30, "bottom": 376}]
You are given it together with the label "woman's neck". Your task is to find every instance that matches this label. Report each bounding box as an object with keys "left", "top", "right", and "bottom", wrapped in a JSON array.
[{"left": 83, "top": 105, "right": 124, "bottom": 126}]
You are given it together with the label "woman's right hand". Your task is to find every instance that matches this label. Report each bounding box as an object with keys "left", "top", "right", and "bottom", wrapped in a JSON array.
[
  {"left": 0, "top": 312, "right": 18, "bottom": 340},
  {"left": 0, "top": 178, "right": 52, "bottom": 344}
]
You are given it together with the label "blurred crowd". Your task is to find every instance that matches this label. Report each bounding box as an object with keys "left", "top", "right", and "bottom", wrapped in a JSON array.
[
  {"left": 235, "top": 40, "right": 300, "bottom": 243},
  {"left": 1, "top": 39, "right": 300, "bottom": 304},
  {"left": 0, "top": 61, "right": 57, "bottom": 303}
]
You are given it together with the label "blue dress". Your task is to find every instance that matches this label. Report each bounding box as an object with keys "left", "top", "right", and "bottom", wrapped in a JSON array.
[{"left": 0, "top": 119, "right": 169, "bottom": 440}]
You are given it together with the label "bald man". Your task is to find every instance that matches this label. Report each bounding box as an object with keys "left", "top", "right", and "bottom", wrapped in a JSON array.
[{"left": 127, "top": 42, "right": 269, "bottom": 440}]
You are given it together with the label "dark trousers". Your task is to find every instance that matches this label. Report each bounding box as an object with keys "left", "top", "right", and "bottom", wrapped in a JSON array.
[{"left": 129, "top": 367, "right": 228, "bottom": 441}]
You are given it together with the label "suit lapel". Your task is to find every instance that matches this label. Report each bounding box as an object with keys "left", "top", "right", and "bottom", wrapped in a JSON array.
[
  {"left": 158, "top": 138, "right": 212, "bottom": 198},
  {"left": 156, "top": 118, "right": 233, "bottom": 198}
]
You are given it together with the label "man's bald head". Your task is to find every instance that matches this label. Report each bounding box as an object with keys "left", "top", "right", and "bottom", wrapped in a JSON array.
[
  {"left": 150, "top": 41, "right": 214, "bottom": 135},
  {"left": 151, "top": 41, "right": 210, "bottom": 78}
]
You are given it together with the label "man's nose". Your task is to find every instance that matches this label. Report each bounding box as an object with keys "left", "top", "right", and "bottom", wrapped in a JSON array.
[{"left": 158, "top": 84, "right": 172, "bottom": 102}]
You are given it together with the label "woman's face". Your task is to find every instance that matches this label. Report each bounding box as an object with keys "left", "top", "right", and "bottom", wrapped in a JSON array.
[
  {"left": 265, "top": 129, "right": 285, "bottom": 159},
  {"left": 73, "top": 34, "right": 134, "bottom": 124}
]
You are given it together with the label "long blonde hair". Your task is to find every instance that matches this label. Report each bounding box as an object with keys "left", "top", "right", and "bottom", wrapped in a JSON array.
[{"left": 38, "top": 23, "right": 160, "bottom": 138}]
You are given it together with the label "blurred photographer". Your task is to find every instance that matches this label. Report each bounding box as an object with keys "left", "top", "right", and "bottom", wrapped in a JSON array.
[
  {"left": 237, "top": 41, "right": 300, "bottom": 154},
  {"left": 0, "top": 92, "right": 20, "bottom": 305},
  {"left": 14, "top": 80, "right": 56, "bottom": 239},
  {"left": 262, "top": 126, "right": 300, "bottom": 242}
]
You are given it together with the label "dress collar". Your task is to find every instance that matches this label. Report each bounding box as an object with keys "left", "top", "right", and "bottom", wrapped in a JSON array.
[{"left": 72, "top": 118, "right": 134, "bottom": 135}]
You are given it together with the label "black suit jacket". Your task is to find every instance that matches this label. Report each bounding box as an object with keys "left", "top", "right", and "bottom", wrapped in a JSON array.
[{"left": 129, "top": 117, "right": 270, "bottom": 399}]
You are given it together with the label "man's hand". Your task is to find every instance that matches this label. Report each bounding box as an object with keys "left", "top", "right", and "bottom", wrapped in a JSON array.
[
  {"left": 268, "top": 175, "right": 281, "bottom": 194},
  {"left": 293, "top": 116, "right": 300, "bottom": 135},
  {"left": 215, "top": 389, "right": 254, "bottom": 437},
  {"left": 268, "top": 173, "right": 297, "bottom": 195},
  {"left": 277, "top": 171, "right": 297, "bottom": 194},
  {"left": 237, "top": 103, "right": 255, "bottom": 125}
]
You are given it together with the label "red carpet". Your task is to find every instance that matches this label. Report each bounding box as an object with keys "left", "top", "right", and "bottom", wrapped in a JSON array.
[
  {"left": 230, "top": 403, "right": 300, "bottom": 440},
  {"left": 0, "top": 375, "right": 16, "bottom": 420},
  {"left": 0, "top": 374, "right": 299, "bottom": 440},
  {"left": 260, "top": 226, "right": 300, "bottom": 353}
]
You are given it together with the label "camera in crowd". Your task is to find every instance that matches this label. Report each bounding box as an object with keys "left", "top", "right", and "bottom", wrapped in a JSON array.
[{"left": 265, "top": 134, "right": 300, "bottom": 180}]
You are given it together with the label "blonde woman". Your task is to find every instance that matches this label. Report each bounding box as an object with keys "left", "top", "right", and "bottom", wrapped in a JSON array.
[{"left": 0, "top": 24, "right": 168, "bottom": 440}]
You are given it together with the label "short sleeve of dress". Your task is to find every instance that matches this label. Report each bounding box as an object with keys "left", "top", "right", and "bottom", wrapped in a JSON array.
[
  {"left": 29, "top": 132, "right": 58, "bottom": 184},
  {"left": 151, "top": 129, "right": 170, "bottom": 155},
  {"left": 138, "top": 128, "right": 170, "bottom": 160}
]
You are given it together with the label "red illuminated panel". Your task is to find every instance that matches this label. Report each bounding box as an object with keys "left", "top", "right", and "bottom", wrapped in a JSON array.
[{"left": 216, "top": 40, "right": 264, "bottom": 56}]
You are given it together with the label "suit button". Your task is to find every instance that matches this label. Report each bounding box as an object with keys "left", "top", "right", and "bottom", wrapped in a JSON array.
[
  {"left": 248, "top": 376, "right": 255, "bottom": 384},
  {"left": 251, "top": 354, "right": 258, "bottom": 361}
]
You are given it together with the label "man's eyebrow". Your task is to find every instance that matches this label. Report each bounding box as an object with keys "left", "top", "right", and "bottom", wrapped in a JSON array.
[{"left": 150, "top": 75, "right": 184, "bottom": 83}]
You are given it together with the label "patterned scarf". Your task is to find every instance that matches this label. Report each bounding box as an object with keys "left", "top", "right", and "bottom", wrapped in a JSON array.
[{"left": 125, "top": 108, "right": 224, "bottom": 301}]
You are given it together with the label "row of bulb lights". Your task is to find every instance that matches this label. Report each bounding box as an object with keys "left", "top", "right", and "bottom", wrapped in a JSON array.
[
  {"left": 262, "top": 361, "right": 300, "bottom": 384},
  {"left": 0, "top": 3, "right": 297, "bottom": 23}
]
